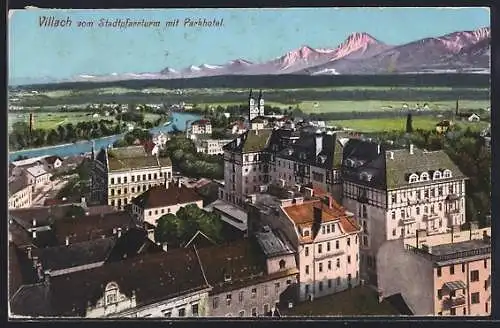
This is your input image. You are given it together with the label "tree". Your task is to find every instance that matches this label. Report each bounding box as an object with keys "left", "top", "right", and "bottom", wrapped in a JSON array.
[
  {"left": 406, "top": 113, "right": 413, "bottom": 133},
  {"left": 155, "top": 214, "right": 181, "bottom": 246}
]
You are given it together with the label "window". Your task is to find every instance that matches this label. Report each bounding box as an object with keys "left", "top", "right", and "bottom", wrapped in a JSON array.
[
  {"left": 239, "top": 291, "right": 244, "bottom": 303},
  {"left": 111, "top": 189, "right": 115, "bottom": 196},
  {"left": 251, "top": 308, "right": 257, "bottom": 317},
  {"left": 450, "top": 308, "right": 456, "bottom": 316},
  {"left": 279, "top": 259, "right": 286, "bottom": 269},
  {"left": 213, "top": 297, "right": 219, "bottom": 309},
  {"left": 319, "top": 263, "right": 323, "bottom": 272},
  {"left": 437, "top": 268, "right": 442, "bottom": 277},
  {"left": 251, "top": 288, "right": 257, "bottom": 298},
  {"left": 409, "top": 174, "right": 419, "bottom": 183},
  {"left": 347, "top": 238, "right": 350, "bottom": 246},
  {"left": 443, "top": 170, "right": 452, "bottom": 178},
  {"left": 336, "top": 259, "right": 340, "bottom": 268},
  {"left": 336, "top": 240, "right": 339, "bottom": 249},
  {"left": 462, "top": 263, "right": 466, "bottom": 273},
  {"left": 117, "top": 177, "right": 121, "bottom": 184},
  {"left": 131, "top": 187, "right": 135, "bottom": 193},
  {"left": 148, "top": 174, "right": 152, "bottom": 180},
  {"left": 421, "top": 172, "right": 429, "bottom": 181},
  {"left": 438, "top": 187, "right": 443, "bottom": 196},
  {"left": 239, "top": 310, "right": 245, "bottom": 317},
  {"left": 328, "top": 261, "right": 332, "bottom": 270},
  {"left": 484, "top": 259, "right": 488, "bottom": 268},
  {"left": 471, "top": 270, "right": 479, "bottom": 282},
  {"left": 327, "top": 242, "right": 331, "bottom": 251},
  {"left": 347, "top": 256, "right": 351, "bottom": 264},
  {"left": 391, "top": 211, "right": 396, "bottom": 220},
  {"left": 226, "top": 293, "right": 232, "bottom": 306},
  {"left": 392, "top": 229, "right": 396, "bottom": 236},
  {"left": 450, "top": 265, "right": 455, "bottom": 275},
  {"left": 287, "top": 279, "right": 292, "bottom": 285},
  {"left": 264, "top": 285, "right": 269, "bottom": 296},
  {"left": 124, "top": 177, "right": 127, "bottom": 183},
  {"left": 471, "top": 292, "right": 480, "bottom": 304},
  {"left": 305, "top": 265, "right": 310, "bottom": 275},
  {"left": 318, "top": 244, "right": 322, "bottom": 254},
  {"left": 111, "top": 178, "right": 115, "bottom": 184},
  {"left": 178, "top": 308, "right": 186, "bottom": 317},
  {"left": 191, "top": 304, "right": 199, "bottom": 316},
  {"left": 303, "top": 230, "right": 310, "bottom": 237},
  {"left": 318, "top": 281, "right": 323, "bottom": 291},
  {"left": 275, "top": 282, "right": 280, "bottom": 293},
  {"left": 305, "top": 246, "right": 309, "bottom": 256},
  {"left": 163, "top": 310, "right": 172, "bottom": 317}
]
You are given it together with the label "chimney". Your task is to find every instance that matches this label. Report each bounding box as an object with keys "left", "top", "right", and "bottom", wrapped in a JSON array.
[
  {"left": 315, "top": 130, "right": 323, "bottom": 156},
  {"left": 162, "top": 242, "right": 168, "bottom": 252},
  {"left": 323, "top": 195, "right": 333, "bottom": 208},
  {"left": 26, "top": 246, "right": 32, "bottom": 259},
  {"left": 117, "top": 227, "right": 122, "bottom": 238},
  {"left": 32, "top": 219, "right": 36, "bottom": 227},
  {"left": 236, "top": 137, "right": 241, "bottom": 147},
  {"left": 177, "top": 178, "right": 182, "bottom": 188},
  {"left": 377, "top": 144, "right": 381, "bottom": 154},
  {"left": 303, "top": 187, "right": 313, "bottom": 198},
  {"left": 313, "top": 206, "right": 322, "bottom": 224},
  {"left": 65, "top": 236, "right": 70, "bottom": 246},
  {"left": 409, "top": 144, "right": 414, "bottom": 155},
  {"left": 389, "top": 151, "right": 394, "bottom": 160},
  {"left": 32, "top": 230, "right": 37, "bottom": 239}
]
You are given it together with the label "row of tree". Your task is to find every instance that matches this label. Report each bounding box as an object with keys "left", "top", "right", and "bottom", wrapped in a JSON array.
[
  {"left": 154, "top": 204, "right": 223, "bottom": 247},
  {"left": 160, "top": 136, "right": 224, "bottom": 180}
]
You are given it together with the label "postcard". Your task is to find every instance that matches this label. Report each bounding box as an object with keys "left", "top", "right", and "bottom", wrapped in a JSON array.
[{"left": 8, "top": 7, "right": 491, "bottom": 319}]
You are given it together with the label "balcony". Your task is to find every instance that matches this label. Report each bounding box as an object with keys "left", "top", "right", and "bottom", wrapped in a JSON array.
[{"left": 442, "top": 296, "right": 466, "bottom": 309}]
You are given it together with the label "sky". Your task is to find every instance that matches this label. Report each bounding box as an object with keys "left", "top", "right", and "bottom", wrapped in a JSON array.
[{"left": 8, "top": 7, "right": 490, "bottom": 83}]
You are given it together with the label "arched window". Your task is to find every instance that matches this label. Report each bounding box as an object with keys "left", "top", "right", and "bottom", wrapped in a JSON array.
[
  {"left": 303, "top": 230, "right": 310, "bottom": 237},
  {"left": 279, "top": 260, "right": 286, "bottom": 270},
  {"left": 420, "top": 172, "right": 430, "bottom": 181},
  {"left": 443, "top": 169, "right": 452, "bottom": 178},
  {"left": 433, "top": 171, "right": 442, "bottom": 180},
  {"left": 105, "top": 282, "right": 118, "bottom": 305},
  {"left": 409, "top": 174, "right": 419, "bottom": 183}
]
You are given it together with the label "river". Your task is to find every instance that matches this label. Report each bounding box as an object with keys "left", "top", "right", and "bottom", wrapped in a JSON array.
[{"left": 8, "top": 112, "right": 201, "bottom": 162}]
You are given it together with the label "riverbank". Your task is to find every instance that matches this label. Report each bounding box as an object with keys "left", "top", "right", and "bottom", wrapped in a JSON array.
[{"left": 8, "top": 112, "right": 201, "bottom": 162}]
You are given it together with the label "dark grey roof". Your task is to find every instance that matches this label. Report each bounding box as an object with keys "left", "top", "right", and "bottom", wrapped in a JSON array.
[
  {"left": 276, "top": 131, "right": 344, "bottom": 169},
  {"left": 430, "top": 239, "right": 490, "bottom": 256},
  {"left": 10, "top": 283, "right": 53, "bottom": 317},
  {"left": 105, "top": 228, "right": 163, "bottom": 263},
  {"left": 9, "top": 178, "right": 30, "bottom": 197},
  {"left": 32, "top": 237, "right": 117, "bottom": 272},
  {"left": 255, "top": 228, "right": 294, "bottom": 257},
  {"left": 341, "top": 139, "right": 466, "bottom": 190},
  {"left": 443, "top": 280, "right": 467, "bottom": 291}
]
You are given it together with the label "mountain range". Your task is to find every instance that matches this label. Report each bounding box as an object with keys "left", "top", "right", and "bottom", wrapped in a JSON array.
[{"left": 19, "top": 27, "right": 492, "bottom": 85}]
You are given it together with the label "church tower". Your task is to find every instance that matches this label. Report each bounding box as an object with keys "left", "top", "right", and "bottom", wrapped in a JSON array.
[
  {"left": 248, "top": 89, "right": 258, "bottom": 121},
  {"left": 258, "top": 90, "right": 265, "bottom": 116}
]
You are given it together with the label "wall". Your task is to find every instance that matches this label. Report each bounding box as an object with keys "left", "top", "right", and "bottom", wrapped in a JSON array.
[
  {"left": 208, "top": 275, "right": 295, "bottom": 317},
  {"left": 142, "top": 200, "right": 204, "bottom": 226},
  {"left": 377, "top": 239, "right": 434, "bottom": 315}
]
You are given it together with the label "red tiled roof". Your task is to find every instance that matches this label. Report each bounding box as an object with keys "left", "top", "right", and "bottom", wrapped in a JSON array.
[
  {"left": 282, "top": 199, "right": 360, "bottom": 236},
  {"left": 192, "top": 119, "right": 211, "bottom": 126},
  {"left": 131, "top": 183, "right": 203, "bottom": 209}
]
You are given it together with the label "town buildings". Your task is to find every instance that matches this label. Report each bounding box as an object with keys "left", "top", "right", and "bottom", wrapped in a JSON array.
[
  {"left": 9, "top": 178, "right": 33, "bottom": 209},
  {"left": 90, "top": 145, "right": 173, "bottom": 210},
  {"left": 247, "top": 185, "right": 361, "bottom": 302},
  {"left": 248, "top": 89, "right": 265, "bottom": 121},
  {"left": 25, "top": 165, "right": 51, "bottom": 190},
  {"left": 190, "top": 119, "right": 212, "bottom": 138},
  {"left": 195, "top": 138, "right": 233, "bottom": 155},
  {"left": 196, "top": 237, "right": 298, "bottom": 317},
  {"left": 340, "top": 140, "right": 467, "bottom": 284},
  {"left": 130, "top": 180, "right": 204, "bottom": 227},
  {"left": 377, "top": 225, "right": 491, "bottom": 316}
]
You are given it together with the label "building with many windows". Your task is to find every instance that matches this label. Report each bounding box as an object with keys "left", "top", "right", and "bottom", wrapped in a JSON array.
[
  {"left": 8, "top": 178, "right": 32, "bottom": 209},
  {"left": 247, "top": 186, "right": 361, "bottom": 302},
  {"left": 195, "top": 138, "right": 233, "bottom": 155},
  {"left": 377, "top": 226, "right": 491, "bottom": 316},
  {"left": 91, "top": 146, "right": 173, "bottom": 210},
  {"left": 190, "top": 119, "right": 212, "bottom": 138},
  {"left": 340, "top": 140, "right": 467, "bottom": 284}
]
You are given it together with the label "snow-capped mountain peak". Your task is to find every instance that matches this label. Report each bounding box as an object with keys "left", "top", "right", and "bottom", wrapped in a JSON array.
[
  {"left": 229, "top": 58, "right": 253, "bottom": 65},
  {"left": 188, "top": 65, "right": 202, "bottom": 71},
  {"left": 200, "top": 64, "right": 223, "bottom": 70},
  {"left": 333, "top": 32, "right": 382, "bottom": 58}
]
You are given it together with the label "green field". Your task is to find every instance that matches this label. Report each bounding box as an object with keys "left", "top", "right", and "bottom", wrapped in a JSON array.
[
  {"left": 8, "top": 112, "right": 162, "bottom": 131},
  {"left": 329, "top": 116, "right": 490, "bottom": 133}
]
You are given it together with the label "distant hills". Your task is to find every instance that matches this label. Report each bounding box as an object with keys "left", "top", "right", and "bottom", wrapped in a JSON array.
[{"left": 11, "top": 27, "right": 491, "bottom": 86}]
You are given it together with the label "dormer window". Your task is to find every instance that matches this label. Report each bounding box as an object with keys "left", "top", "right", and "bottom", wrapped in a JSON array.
[
  {"left": 303, "top": 230, "right": 310, "bottom": 237},
  {"left": 279, "top": 260, "right": 286, "bottom": 270},
  {"left": 420, "top": 172, "right": 430, "bottom": 181},
  {"left": 409, "top": 174, "right": 419, "bottom": 183},
  {"left": 105, "top": 282, "right": 118, "bottom": 306},
  {"left": 224, "top": 273, "right": 232, "bottom": 282},
  {"left": 443, "top": 169, "right": 452, "bottom": 178},
  {"left": 433, "top": 171, "right": 442, "bottom": 180}
]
